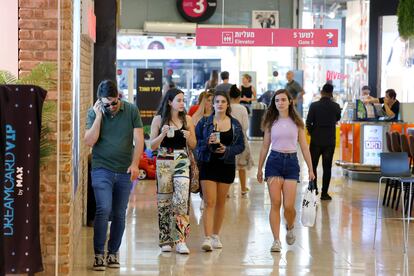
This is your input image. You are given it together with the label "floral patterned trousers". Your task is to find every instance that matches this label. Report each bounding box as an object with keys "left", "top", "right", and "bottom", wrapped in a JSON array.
[{"left": 156, "top": 148, "right": 191, "bottom": 246}]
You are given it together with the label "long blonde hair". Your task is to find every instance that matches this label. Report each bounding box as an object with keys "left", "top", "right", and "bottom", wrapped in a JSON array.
[{"left": 193, "top": 90, "right": 214, "bottom": 126}]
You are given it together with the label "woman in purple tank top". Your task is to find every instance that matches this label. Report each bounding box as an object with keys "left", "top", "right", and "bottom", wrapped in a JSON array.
[{"left": 256, "top": 89, "right": 315, "bottom": 252}]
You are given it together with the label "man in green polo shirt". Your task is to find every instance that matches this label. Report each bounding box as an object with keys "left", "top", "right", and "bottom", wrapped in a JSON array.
[{"left": 84, "top": 80, "right": 144, "bottom": 271}]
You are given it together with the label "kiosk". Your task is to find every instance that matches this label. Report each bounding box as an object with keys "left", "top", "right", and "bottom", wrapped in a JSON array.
[{"left": 337, "top": 101, "right": 414, "bottom": 181}]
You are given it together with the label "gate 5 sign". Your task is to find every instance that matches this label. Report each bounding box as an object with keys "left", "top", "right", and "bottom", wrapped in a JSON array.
[
  {"left": 196, "top": 28, "right": 338, "bottom": 47},
  {"left": 177, "top": 0, "right": 217, "bottom": 22}
]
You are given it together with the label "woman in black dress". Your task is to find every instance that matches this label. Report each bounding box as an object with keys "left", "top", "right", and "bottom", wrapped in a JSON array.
[
  {"left": 195, "top": 91, "right": 245, "bottom": 251},
  {"left": 239, "top": 73, "right": 257, "bottom": 114}
]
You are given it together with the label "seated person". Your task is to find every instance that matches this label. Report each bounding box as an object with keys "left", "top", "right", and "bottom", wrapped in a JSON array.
[
  {"left": 364, "top": 89, "right": 399, "bottom": 121},
  {"left": 360, "top": 85, "right": 371, "bottom": 99}
]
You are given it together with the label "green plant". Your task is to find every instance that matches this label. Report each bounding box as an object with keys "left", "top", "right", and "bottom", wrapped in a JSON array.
[
  {"left": 397, "top": 0, "right": 414, "bottom": 39},
  {"left": 0, "top": 62, "right": 57, "bottom": 164}
]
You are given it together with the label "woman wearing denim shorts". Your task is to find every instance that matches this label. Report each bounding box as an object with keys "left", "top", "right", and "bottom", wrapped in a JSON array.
[{"left": 257, "top": 89, "right": 315, "bottom": 252}]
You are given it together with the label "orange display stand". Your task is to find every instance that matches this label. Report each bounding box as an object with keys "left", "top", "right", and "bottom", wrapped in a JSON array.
[{"left": 339, "top": 121, "right": 414, "bottom": 165}]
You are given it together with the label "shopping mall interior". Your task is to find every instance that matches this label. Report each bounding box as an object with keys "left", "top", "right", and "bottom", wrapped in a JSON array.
[{"left": 1, "top": 0, "right": 414, "bottom": 275}]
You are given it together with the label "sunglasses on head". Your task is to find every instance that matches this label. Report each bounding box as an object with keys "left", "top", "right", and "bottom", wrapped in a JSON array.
[{"left": 102, "top": 99, "right": 118, "bottom": 108}]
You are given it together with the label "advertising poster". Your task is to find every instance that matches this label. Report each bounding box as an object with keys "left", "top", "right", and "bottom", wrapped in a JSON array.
[
  {"left": 136, "top": 69, "right": 163, "bottom": 125},
  {"left": 252, "top": 10, "right": 279, "bottom": 28},
  {"left": 363, "top": 125, "right": 383, "bottom": 165},
  {"left": 1, "top": 85, "right": 44, "bottom": 274}
]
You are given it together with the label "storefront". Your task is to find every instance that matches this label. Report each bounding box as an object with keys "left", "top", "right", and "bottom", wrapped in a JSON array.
[
  {"left": 116, "top": 34, "right": 294, "bottom": 108},
  {"left": 299, "top": 0, "right": 370, "bottom": 112}
]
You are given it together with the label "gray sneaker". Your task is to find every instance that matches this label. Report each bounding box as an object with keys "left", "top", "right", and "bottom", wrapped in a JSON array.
[
  {"left": 270, "top": 240, "right": 282, "bottom": 252},
  {"left": 106, "top": 253, "right": 120, "bottom": 268},
  {"left": 286, "top": 226, "right": 296, "bottom": 245},
  {"left": 211, "top": 235, "right": 223, "bottom": 249},
  {"left": 93, "top": 254, "right": 106, "bottom": 271},
  {"left": 202, "top": 237, "right": 213, "bottom": 251}
]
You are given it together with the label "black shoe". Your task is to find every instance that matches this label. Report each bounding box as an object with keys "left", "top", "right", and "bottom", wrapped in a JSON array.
[
  {"left": 320, "top": 193, "right": 332, "bottom": 200},
  {"left": 106, "top": 253, "right": 120, "bottom": 268},
  {"left": 93, "top": 254, "right": 106, "bottom": 271}
]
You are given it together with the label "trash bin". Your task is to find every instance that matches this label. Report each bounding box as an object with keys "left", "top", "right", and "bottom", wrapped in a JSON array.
[{"left": 249, "top": 102, "right": 266, "bottom": 140}]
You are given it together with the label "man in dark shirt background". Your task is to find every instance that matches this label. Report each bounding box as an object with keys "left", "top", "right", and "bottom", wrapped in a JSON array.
[
  {"left": 306, "top": 83, "right": 341, "bottom": 200},
  {"left": 215, "top": 71, "right": 233, "bottom": 94}
]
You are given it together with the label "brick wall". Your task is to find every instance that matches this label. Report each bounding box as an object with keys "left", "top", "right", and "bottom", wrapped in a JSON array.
[{"left": 17, "top": 0, "right": 93, "bottom": 275}]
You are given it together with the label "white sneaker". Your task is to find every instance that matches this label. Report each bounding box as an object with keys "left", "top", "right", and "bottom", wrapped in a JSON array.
[
  {"left": 161, "top": 245, "right": 172, "bottom": 252},
  {"left": 270, "top": 240, "right": 282, "bottom": 252},
  {"left": 201, "top": 237, "right": 213, "bottom": 251},
  {"left": 211, "top": 235, "right": 223, "bottom": 249},
  {"left": 176, "top": 242, "right": 190, "bottom": 254},
  {"left": 286, "top": 226, "right": 296, "bottom": 245}
]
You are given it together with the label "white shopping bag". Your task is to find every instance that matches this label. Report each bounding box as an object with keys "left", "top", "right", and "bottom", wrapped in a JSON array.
[{"left": 301, "top": 181, "right": 317, "bottom": 227}]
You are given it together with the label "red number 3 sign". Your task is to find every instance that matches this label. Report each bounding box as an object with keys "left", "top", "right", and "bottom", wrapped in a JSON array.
[{"left": 177, "top": 0, "right": 217, "bottom": 23}]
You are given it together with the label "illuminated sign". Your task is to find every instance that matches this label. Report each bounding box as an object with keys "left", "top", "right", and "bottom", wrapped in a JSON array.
[
  {"left": 82, "top": 0, "right": 96, "bottom": 42},
  {"left": 177, "top": 0, "right": 217, "bottom": 23},
  {"left": 363, "top": 125, "right": 383, "bottom": 165},
  {"left": 196, "top": 28, "right": 338, "bottom": 47}
]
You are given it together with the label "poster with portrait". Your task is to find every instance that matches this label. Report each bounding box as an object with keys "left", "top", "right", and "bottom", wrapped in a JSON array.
[{"left": 252, "top": 10, "right": 279, "bottom": 28}]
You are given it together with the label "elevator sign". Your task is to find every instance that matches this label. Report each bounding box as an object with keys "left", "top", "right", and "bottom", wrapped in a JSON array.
[{"left": 195, "top": 28, "right": 338, "bottom": 47}]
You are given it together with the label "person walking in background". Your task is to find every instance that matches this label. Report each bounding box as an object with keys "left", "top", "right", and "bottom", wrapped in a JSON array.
[
  {"left": 195, "top": 91, "right": 245, "bottom": 251},
  {"left": 215, "top": 71, "right": 233, "bottom": 94},
  {"left": 188, "top": 91, "right": 205, "bottom": 116},
  {"left": 239, "top": 73, "right": 257, "bottom": 114},
  {"left": 306, "top": 83, "right": 341, "bottom": 200},
  {"left": 205, "top": 70, "right": 219, "bottom": 90},
  {"left": 257, "top": 89, "right": 315, "bottom": 253},
  {"left": 192, "top": 90, "right": 214, "bottom": 126},
  {"left": 162, "top": 69, "right": 175, "bottom": 96},
  {"left": 85, "top": 80, "right": 144, "bottom": 271},
  {"left": 229, "top": 85, "right": 254, "bottom": 197},
  {"left": 150, "top": 88, "right": 197, "bottom": 254},
  {"left": 285, "top": 71, "right": 305, "bottom": 117}
]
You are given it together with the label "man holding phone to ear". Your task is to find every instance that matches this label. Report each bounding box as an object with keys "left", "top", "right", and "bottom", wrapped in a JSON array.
[{"left": 84, "top": 79, "right": 144, "bottom": 271}]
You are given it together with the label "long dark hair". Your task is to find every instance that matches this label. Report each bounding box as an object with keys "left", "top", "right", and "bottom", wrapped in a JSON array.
[
  {"left": 213, "top": 90, "right": 232, "bottom": 117},
  {"left": 262, "top": 89, "right": 304, "bottom": 130},
  {"left": 157, "top": 88, "right": 187, "bottom": 129},
  {"left": 207, "top": 70, "right": 219, "bottom": 89}
]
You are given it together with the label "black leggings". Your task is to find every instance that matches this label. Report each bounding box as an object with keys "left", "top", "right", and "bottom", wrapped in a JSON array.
[{"left": 310, "top": 144, "right": 335, "bottom": 194}]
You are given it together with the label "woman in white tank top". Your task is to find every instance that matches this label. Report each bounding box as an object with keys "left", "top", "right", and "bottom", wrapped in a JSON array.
[{"left": 257, "top": 89, "right": 315, "bottom": 252}]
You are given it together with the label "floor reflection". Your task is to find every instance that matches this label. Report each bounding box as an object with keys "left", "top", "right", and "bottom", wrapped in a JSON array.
[{"left": 73, "top": 141, "right": 414, "bottom": 275}]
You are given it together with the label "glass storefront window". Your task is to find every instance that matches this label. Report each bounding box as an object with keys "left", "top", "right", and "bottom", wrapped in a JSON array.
[
  {"left": 117, "top": 34, "right": 293, "bottom": 107},
  {"left": 379, "top": 16, "right": 414, "bottom": 103},
  {"left": 300, "top": 0, "right": 369, "bottom": 110}
]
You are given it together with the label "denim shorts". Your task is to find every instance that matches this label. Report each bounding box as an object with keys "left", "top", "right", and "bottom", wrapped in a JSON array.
[{"left": 265, "top": 150, "right": 300, "bottom": 181}]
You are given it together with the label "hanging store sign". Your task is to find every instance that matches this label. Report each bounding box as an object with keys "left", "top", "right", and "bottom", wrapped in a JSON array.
[
  {"left": 177, "top": 0, "right": 217, "bottom": 23},
  {"left": 195, "top": 28, "right": 338, "bottom": 47},
  {"left": 136, "top": 69, "right": 162, "bottom": 125}
]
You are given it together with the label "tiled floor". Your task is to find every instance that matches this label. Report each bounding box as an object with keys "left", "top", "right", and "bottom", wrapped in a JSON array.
[{"left": 74, "top": 141, "right": 413, "bottom": 275}]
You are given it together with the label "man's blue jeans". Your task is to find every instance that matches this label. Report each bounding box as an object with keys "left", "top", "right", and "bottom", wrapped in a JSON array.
[{"left": 91, "top": 168, "right": 131, "bottom": 255}]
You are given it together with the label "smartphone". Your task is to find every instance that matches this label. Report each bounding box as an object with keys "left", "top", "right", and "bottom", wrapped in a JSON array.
[
  {"left": 209, "top": 142, "right": 221, "bottom": 152},
  {"left": 99, "top": 100, "right": 106, "bottom": 114}
]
